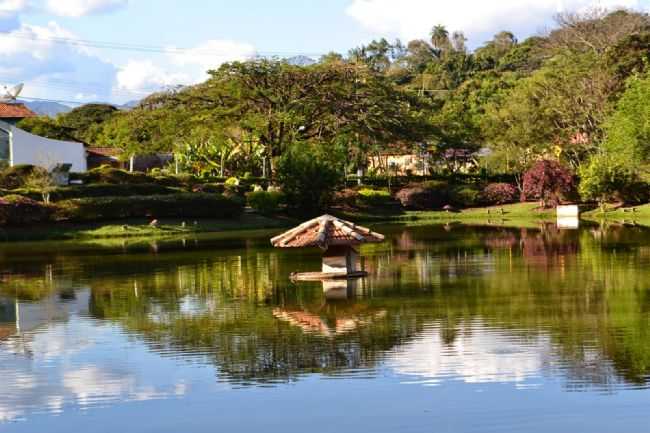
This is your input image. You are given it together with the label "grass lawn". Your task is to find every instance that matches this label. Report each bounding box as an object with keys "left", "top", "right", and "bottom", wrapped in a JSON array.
[
  {"left": 0, "top": 213, "right": 295, "bottom": 242},
  {"left": 337, "top": 202, "right": 557, "bottom": 225},
  {"left": 582, "top": 203, "right": 650, "bottom": 225}
]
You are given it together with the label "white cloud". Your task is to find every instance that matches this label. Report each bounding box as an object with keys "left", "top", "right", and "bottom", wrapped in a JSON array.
[
  {"left": 346, "top": 0, "right": 645, "bottom": 46},
  {"left": 0, "top": 21, "right": 117, "bottom": 102},
  {"left": 116, "top": 59, "right": 189, "bottom": 93},
  {"left": 46, "top": 0, "right": 128, "bottom": 17},
  {"left": 387, "top": 320, "right": 553, "bottom": 385},
  {"left": 169, "top": 39, "right": 256, "bottom": 73},
  {"left": 115, "top": 39, "right": 256, "bottom": 96},
  {"left": 0, "top": 0, "right": 29, "bottom": 31}
]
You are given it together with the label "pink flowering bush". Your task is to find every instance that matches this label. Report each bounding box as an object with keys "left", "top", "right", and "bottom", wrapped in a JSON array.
[{"left": 481, "top": 183, "right": 518, "bottom": 205}]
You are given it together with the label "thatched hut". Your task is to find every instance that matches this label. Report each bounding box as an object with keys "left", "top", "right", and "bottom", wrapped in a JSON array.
[{"left": 271, "top": 215, "right": 385, "bottom": 280}]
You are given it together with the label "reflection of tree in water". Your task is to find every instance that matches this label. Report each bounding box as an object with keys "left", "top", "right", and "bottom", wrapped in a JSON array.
[
  {"left": 519, "top": 225, "right": 579, "bottom": 268},
  {"left": 2, "top": 225, "right": 650, "bottom": 388}
]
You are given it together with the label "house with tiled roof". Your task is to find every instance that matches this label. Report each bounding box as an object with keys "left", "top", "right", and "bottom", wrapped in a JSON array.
[
  {"left": 0, "top": 101, "right": 86, "bottom": 172},
  {"left": 0, "top": 102, "right": 36, "bottom": 125}
]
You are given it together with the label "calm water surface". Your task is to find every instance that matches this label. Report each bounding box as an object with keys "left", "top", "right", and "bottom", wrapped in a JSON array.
[{"left": 1, "top": 223, "right": 650, "bottom": 432}]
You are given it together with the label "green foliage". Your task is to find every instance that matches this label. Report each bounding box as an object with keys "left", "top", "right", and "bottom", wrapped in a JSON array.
[
  {"left": 225, "top": 177, "right": 239, "bottom": 187},
  {"left": 59, "top": 104, "right": 119, "bottom": 143},
  {"left": 356, "top": 188, "right": 392, "bottom": 207},
  {"left": 21, "top": 169, "right": 56, "bottom": 204},
  {"left": 76, "top": 167, "right": 154, "bottom": 185},
  {"left": 450, "top": 185, "right": 481, "bottom": 207},
  {"left": 17, "top": 117, "right": 77, "bottom": 141},
  {"left": 579, "top": 154, "right": 636, "bottom": 205},
  {"left": 246, "top": 191, "right": 285, "bottom": 215},
  {"left": 0, "top": 165, "right": 48, "bottom": 189},
  {"left": 602, "top": 71, "right": 650, "bottom": 164},
  {"left": 276, "top": 149, "right": 343, "bottom": 214},
  {"left": 57, "top": 193, "right": 243, "bottom": 222},
  {"left": 13, "top": 183, "right": 182, "bottom": 202},
  {"left": 485, "top": 52, "right": 612, "bottom": 170}
]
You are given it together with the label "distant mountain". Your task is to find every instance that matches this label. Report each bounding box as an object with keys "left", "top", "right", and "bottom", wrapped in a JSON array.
[
  {"left": 119, "top": 99, "right": 141, "bottom": 110},
  {"left": 20, "top": 100, "right": 72, "bottom": 117},
  {"left": 286, "top": 55, "right": 317, "bottom": 66}
]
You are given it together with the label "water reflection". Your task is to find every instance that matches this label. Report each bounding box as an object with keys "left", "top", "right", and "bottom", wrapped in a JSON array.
[{"left": 1, "top": 223, "right": 650, "bottom": 425}]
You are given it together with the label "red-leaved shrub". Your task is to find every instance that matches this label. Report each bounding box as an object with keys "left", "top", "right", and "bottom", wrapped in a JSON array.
[
  {"left": 481, "top": 183, "right": 518, "bottom": 205},
  {"left": 521, "top": 160, "right": 575, "bottom": 207}
]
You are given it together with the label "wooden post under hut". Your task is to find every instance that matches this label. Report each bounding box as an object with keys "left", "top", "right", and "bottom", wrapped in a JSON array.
[{"left": 270, "top": 215, "right": 385, "bottom": 281}]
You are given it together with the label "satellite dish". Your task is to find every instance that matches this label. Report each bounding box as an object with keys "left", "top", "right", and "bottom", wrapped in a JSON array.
[{"left": 1, "top": 83, "right": 24, "bottom": 103}]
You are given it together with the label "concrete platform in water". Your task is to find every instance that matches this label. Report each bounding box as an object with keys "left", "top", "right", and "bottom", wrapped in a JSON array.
[{"left": 290, "top": 271, "right": 368, "bottom": 282}]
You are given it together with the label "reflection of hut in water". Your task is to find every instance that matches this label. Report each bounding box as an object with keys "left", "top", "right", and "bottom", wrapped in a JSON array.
[
  {"left": 271, "top": 215, "right": 384, "bottom": 280},
  {"left": 273, "top": 308, "right": 387, "bottom": 337}
]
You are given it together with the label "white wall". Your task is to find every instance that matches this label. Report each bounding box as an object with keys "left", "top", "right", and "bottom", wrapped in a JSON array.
[{"left": 0, "top": 120, "right": 87, "bottom": 172}]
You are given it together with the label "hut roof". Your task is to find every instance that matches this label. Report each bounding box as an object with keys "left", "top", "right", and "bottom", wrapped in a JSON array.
[{"left": 271, "top": 215, "right": 385, "bottom": 249}]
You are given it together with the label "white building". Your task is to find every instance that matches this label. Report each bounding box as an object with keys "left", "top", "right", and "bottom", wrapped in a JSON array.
[{"left": 0, "top": 103, "right": 87, "bottom": 172}]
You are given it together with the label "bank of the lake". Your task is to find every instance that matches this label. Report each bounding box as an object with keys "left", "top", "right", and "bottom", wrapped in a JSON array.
[
  {"left": 9, "top": 202, "right": 650, "bottom": 244},
  {"left": 0, "top": 203, "right": 561, "bottom": 243},
  {"left": 0, "top": 213, "right": 296, "bottom": 242}
]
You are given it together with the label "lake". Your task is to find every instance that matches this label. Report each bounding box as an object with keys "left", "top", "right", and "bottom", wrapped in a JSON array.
[{"left": 1, "top": 222, "right": 649, "bottom": 433}]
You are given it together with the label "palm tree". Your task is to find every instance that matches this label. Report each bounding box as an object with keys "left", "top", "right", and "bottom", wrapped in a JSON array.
[{"left": 430, "top": 25, "right": 450, "bottom": 53}]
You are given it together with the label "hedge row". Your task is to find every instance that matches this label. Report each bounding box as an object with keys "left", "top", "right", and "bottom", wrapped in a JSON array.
[
  {"left": 346, "top": 172, "right": 517, "bottom": 189},
  {"left": 8, "top": 183, "right": 185, "bottom": 202},
  {"left": 0, "top": 195, "right": 54, "bottom": 226},
  {"left": 56, "top": 193, "right": 243, "bottom": 222}
]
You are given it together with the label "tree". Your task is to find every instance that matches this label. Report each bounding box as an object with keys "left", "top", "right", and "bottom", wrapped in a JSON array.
[
  {"left": 601, "top": 70, "right": 650, "bottom": 164},
  {"left": 521, "top": 159, "right": 575, "bottom": 207},
  {"left": 579, "top": 154, "right": 634, "bottom": 210},
  {"left": 485, "top": 52, "right": 615, "bottom": 169},
  {"left": 430, "top": 25, "right": 450, "bottom": 54},
  {"left": 545, "top": 8, "right": 649, "bottom": 55},
  {"left": 175, "top": 59, "right": 435, "bottom": 176},
  {"left": 276, "top": 146, "right": 343, "bottom": 215},
  {"left": 17, "top": 117, "right": 77, "bottom": 142},
  {"left": 475, "top": 31, "right": 518, "bottom": 69}
]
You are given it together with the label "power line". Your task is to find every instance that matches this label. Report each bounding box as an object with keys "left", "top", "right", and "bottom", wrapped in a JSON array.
[{"left": 0, "top": 30, "right": 326, "bottom": 58}]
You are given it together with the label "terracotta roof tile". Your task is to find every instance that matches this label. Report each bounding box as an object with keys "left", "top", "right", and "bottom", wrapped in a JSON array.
[
  {"left": 270, "top": 215, "right": 385, "bottom": 249},
  {"left": 86, "top": 147, "right": 123, "bottom": 157},
  {"left": 0, "top": 103, "right": 36, "bottom": 119}
]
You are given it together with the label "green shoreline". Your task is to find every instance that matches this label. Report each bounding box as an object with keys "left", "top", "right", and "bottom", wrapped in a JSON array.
[{"left": 2, "top": 202, "right": 650, "bottom": 243}]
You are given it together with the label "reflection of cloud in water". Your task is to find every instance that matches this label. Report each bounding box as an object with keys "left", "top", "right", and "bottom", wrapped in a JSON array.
[
  {"left": 387, "top": 320, "right": 553, "bottom": 386},
  {"left": 0, "top": 322, "right": 188, "bottom": 423}
]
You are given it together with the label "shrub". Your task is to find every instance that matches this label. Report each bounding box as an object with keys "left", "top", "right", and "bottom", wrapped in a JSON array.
[
  {"left": 450, "top": 185, "right": 481, "bottom": 208},
  {"left": 225, "top": 177, "right": 239, "bottom": 187},
  {"left": 56, "top": 193, "right": 243, "bottom": 222},
  {"left": 13, "top": 183, "right": 181, "bottom": 202},
  {"left": 396, "top": 181, "right": 449, "bottom": 210},
  {"left": 579, "top": 155, "right": 636, "bottom": 208},
  {"left": 276, "top": 151, "right": 343, "bottom": 214},
  {"left": 0, "top": 195, "right": 54, "bottom": 226},
  {"left": 521, "top": 160, "right": 575, "bottom": 207},
  {"left": 192, "top": 183, "right": 225, "bottom": 194},
  {"left": 481, "top": 183, "right": 518, "bottom": 205},
  {"left": 357, "top": 188, "right": 392, "bottom": 207},
  {"left": 247, "top": 191, "right": 285, "bottom": 215},
  {"left": 0, "top": 165, "right": 47, "bottom": 189},
  {"left": 78, "top": 167, "right": 153, "bottom": 185}
]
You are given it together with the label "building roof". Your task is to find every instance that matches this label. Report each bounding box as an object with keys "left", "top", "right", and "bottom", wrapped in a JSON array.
[
  {"left": 86, "top": 147, "right": 122, "bottom": 157},
  {"left": 0, "top": 103, "right": 36, "bottom": 119},
  {"left": 270, "top": 215, "right": 385, "bottom": 249}
]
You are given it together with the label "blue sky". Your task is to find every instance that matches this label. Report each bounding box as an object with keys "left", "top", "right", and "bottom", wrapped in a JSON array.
[{"left": 0, "top": 0, "right": 648, "bottom": 104}]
